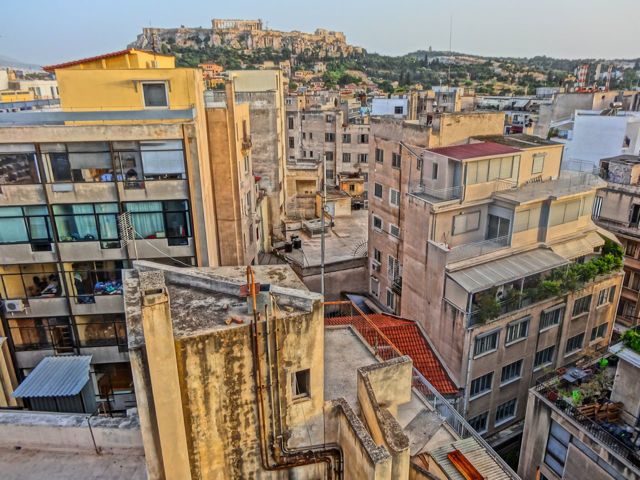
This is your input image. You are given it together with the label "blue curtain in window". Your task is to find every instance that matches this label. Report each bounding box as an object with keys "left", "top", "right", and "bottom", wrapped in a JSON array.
[
  {"left": 53, "top": 205, "right": 98, "bottom": 241},
  {"left": 127, "top": 202, "right": 164, "bottom": 239}
]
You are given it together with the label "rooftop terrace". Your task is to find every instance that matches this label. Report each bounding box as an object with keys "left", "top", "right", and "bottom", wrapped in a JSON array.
[
  {"left": 493, "top": 171, "right": 604, "bottom": 204},
  {"left": 473, "top": 133, "right": 560, "bottom": 148}
]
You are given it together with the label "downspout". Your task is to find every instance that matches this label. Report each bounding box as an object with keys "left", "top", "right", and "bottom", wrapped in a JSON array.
[{"left": 247, "top": 267, "right": 343, "bottom": 478}]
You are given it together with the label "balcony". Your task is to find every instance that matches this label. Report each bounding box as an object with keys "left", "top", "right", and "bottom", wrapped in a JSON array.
[
  {"left": 412, "top": 184, "right": 462, "bottom": 203},
  {"left": 0, "top": 108, "right": 196, "bottom": 126},
  {"left": 447, "top": 235, "right": 510, "bottom": 263}
]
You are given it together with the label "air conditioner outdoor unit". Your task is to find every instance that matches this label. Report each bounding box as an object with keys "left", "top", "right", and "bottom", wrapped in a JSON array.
[
  {"left": 4, "top": 299, "right": 25, "bottom": 313},
  {"left": 371, "top": 260, "right": 381, "bottom": 272}
]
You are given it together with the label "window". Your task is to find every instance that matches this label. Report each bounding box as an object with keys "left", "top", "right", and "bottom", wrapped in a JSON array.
[
  {"left": 326, "top": 169, "right": 334, "bottom": 180},
  {"left": 592, "top": 195, "right": 603, "bottom": 218},
  {"left": 358, "top": 134, "right": 369, "bottom": 144},
  {"left": 342, "top": 153, "right": 351, "bottom": 163},
  {"left": 288, "top": 116, "right": 294, "bottom": 129},
  {"left": 302, "top": 132, "right": 306, "bottom": 140},
  {"left": 626, "top": 241, "right": 638, "bottom": 258},
  {"left": 474, "top": 331, "right": 499, "bottom": 357},
  {"left": 372, "top": 215, "right": 383, "bottom": 231},
  {"left": 142, "top": 82, "right": 168, "bottom": 108},
  {"left": 392, "top": 152, "right": 401, "bottom": 169},
  {"left": 325, "top": 115, "right": 333, "bottom": 123},
  {"left": 565, "top": 333, "right": 584, "bottom": 355},
  {"left": 609, "top": 286, "right": 616, "bottom": 303},
  {"left": 389, "top": 188, "right": 400, "bottom": 207},
  {"left": 466, "top": 156, "right": 516, "bottom": 184},
  {"left": 513, "top": 207, "right": 541, "bottom": 233},
  {"left": 65, "top": 260, "right": 126, "bottom": 304},
  {"left": 325, "top": 152, "right": 334, "bottom": 162},
  {"left": 468, "top": 412, "right": 488, "bottom": 433},
  {"left": 53, "top": 203, "right": 119, "bottom": 246},
  {"left": 374, "top": 183, "right": 383, "bottom": 199},
  {"left": 590, "top": 323, "right": 608, "bottom": 342},
  {"left": 597, "top": 288, "right": 609, "bottom": 306},
  {"left": 534, "top": 345, "right": 555, "bottom": 368},
  {"left": 0, "top": 263, "right": 61, "bottom": 300},
  {"left": 495, "top": 398, "right": 517, "bottom": 425},
  {"left": 124, "top": 200, "right": 191, "bottom": 246},
  {"left": 394, "top": 106, "right": 404, "bottom": 114},
  {"left": 244, "top": 155, "right": 250, "bottom": 174},
  {"left": 388, "top": 256, "right": 400, "bottom": 282},
  {"left": 501, "top": 360, "right": 523, "bottom": 385},
  {"left": 505, "top": 316, "right": 530, "bottom": 345},
  {"left": 289, "top": 137, "right": 295, "bottom": 149},
  {"left": 113, "top": 140, "right": 186, "bottom": 183},
  {"left": 549, "top": 198, "right": 583, "bottom": 226},
  {"left": 292, "top": 369, "right": 310, "bottom": 399},
  {"left": 487, "top": 214, "right": 511, "bottom": 240},
  {"left": 386, "top": 289, "right": 396, "bottom": 310},
  {"left": 544, "top": 421, "right": 569, "bottom": 477},
  {"left": 540, "top": 305, "right": 564, "bottom": 330},
  {"left": 75, "top": 313, "right": 127, "bottom": 348},
  {"left": 363, "top": 173, "right": 368, "bottom": 182},
  {"left": 245, "top": 191, "right": 252, "bottom": 215},
  {"left": 8, "top": 317, "right": 74, "bottom": 353},
  {"left": 470, "top": 372, "right": 493, "bottom": 398},
  {"left": 375, "top": 148, "right": 384, "bottom": 163},
  {"left": 389, "top": 224, "right": 400, "bottom": 238},
  {"left": 0, "top": 145, "right": 40, "bottom": 184},
  {"left": 0, "top": 206, "right": 53, "bottom": 250},
  {"left": 432, "top": 163, "right": 438, "bottom": 180},
  {"left": 342, "top": 134, "right": 351, "bottom": 143},
  {"left": 42, "top": 142, "right": 112, "bottom": 183},
  {"left": 358, "top": 153, "right": 368, "bottom": 164},
  {"left": 373, "top": 248, "right": 381, "bottom": 263},
  {"left": 370, "top": 276, "right": 380, "bottom": 297},
  {"left": 452, "top": 211, "right": 481, "bottom": 235},
  {"left": 532, "top": 153, "right": 545, "bottom": 174},
  {"left": 309, "top": 133, "right": 314, "bottom": 140},
  {"left": 325, "top": 132, "right": 335, "bottom": 142},
  {"left": 572, "top": 295, "right": 591, "bottom": 317}
]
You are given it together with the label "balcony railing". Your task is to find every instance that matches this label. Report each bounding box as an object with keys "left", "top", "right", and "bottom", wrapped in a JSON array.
[
  {"left": 324, "top": 300, "right": 519, "bottom": 479},
  {"left": 448, "top": 235, "right": 510, "bottom": 263},
  {"left": 412, "top": 184, "right": 462, "bottom": 202}
]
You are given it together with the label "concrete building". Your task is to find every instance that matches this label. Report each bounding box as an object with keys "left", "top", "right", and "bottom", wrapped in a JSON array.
[
  {"left": 368, "top": 112, "right": 505, "bottom": 314},
  {"left": 9, "top": 79, "right": 59, "bottom": 100},
  {"left": 0, "top": 49, "right": 257, "bottom": 410},
  {"left": 372, "top": 97, "right": 410, "bottom": 118},
  {"left": 123, "top": 260, "right": 518, "bottom": 479},
  {"left": 593, "top": 154, "right": 640, "bottom": 327},
  {"left": 228, "top": 70, "right": 288, "bottom": 241},
  {"left": 560, "top": 110, "right": 640, "bottom": 172},
  {"left": 398, "top": 134, "right": 622, "bottom": 440},
  {"left": 519, "top": 340, "right": 640, "bottom": 480},
  {"left": 205, "top": 82, "right": 259, "bottom": 266},
  {"left": 284, "top": 93, "right": 369, "bottom": 215}
]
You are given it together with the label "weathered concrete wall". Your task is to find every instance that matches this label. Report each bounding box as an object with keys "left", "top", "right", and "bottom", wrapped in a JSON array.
[
  {"left": 429, "top": 112, "right": 504, "bottom": 148},
  {"left": 0, "top": 411, "right": 143, "bottom": 454},
  {"left": 298, "top": 258, "right": 368, "bottom": 301}
]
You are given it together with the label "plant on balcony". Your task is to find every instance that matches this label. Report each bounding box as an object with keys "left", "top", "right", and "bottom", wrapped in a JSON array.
[
  {"left": 474, "top": 287, "right": 501, "bottom": 324},
  {"left": 533, "top": 279, "right": 562, "bottom": 301},
  {"left": 622, "top": 329, "right": 640, "bottom": 354}
]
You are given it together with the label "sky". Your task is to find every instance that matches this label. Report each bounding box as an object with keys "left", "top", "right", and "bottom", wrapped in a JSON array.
[{"left": 1, "top": 0, "right": 638, "bottom": 66}]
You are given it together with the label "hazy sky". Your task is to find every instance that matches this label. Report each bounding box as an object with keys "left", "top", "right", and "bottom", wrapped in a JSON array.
[{"left": 1, "top": 0, "right": 638, "bottom": 65}]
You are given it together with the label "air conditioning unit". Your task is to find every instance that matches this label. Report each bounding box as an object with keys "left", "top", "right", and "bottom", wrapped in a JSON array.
[
  {"left": 371, "top": 260, "right": 381, "bottom": 272},
  {"left": 4, "top": 299, "right": 25, "bottom": 313}
]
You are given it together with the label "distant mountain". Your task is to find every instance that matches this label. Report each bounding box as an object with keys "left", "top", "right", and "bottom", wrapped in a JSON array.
[{"left": 0, "top": 54, "right": 43, "bottom": 71}]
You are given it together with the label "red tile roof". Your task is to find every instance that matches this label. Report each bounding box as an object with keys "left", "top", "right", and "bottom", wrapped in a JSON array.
[
  {"left": 326, "top": 313, "right": 459, "bottom": 395},
  {"left": 43, "top": 49, "right": 174, "bottom": 72},
  {"left": 427, "top": 142, "right": 521, "bottom": 160}
]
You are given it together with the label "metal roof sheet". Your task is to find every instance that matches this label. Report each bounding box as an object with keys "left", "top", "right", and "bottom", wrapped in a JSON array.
[
  {"left": 12, "top": 356, "right": 92, "bottom": 398},
  {"left": 429, "top": 436, "right": 513, "bottom": 480},
  {"left": 448, "top": 248, "right": 568, "bottom": 293},
  {"left": 549, "top": 231, "right": 604, "bottom": 260},
  {"left": 427, "top": 142, "right": 522, "bottom": 161}
]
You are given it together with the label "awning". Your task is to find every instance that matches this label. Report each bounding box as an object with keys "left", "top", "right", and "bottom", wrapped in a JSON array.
[
  {"left": 13, "top": 356, "right": 92, "bottom": 398},
  {"left": 549, "top": 231, "right": 604, "bottom": 260},
  {"left": 596, "top": 227, "right": 619, "bottom": 244},
  {"left": 448, "top": 248, "right": 568, "bottom": 294}
]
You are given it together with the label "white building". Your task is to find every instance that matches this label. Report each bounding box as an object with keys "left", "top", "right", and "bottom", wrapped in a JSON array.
[
  {"left": 371, "top": 97, "right": 409, "bottom": 118},
  {"left": 561, "top": 110, "right": 640, "bottom": 171}
]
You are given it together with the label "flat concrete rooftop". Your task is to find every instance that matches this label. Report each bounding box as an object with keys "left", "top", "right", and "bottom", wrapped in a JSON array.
[
  {"left": 474, "top": 133, "right": 559, "bottom": 148},
  {"left": 0, "top": 448, "right": 146, "bottom": 480},
  {"left": 494, "top": 171, "right": 605, "bottom": 204},
  {"left": 284, "top": 209, "right": 368, "bottom": 266}
]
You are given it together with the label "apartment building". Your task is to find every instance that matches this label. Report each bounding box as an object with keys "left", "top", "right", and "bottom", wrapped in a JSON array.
[
  {"left": 206, "top": 81, "right": 259, "bottom": 265},
  {"left": 593, "top": 154, "right": 640, "bottom": 326},
  {"left": 399, "top": 134, "right": 622, "bottom": 438},
  {"left": 122, "top": 260, "right": 517, "bottom": 479},
  {"left": 228, "top": 70, "right": 287, "bottom": 241},
  {"left": 284, "top": 94, "right": 369, "bottom": 215},
  {"left": 0, "top": 49, "right": 247, "bottom": 412},
  {"left": 519, "top": 340, "right": 640, "bottom": 480},
  {"left": 368, "top": 112, "right": 505, "bottom": 313}
]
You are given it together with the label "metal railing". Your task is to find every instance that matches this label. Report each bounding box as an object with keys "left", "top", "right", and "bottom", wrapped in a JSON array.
[
  {"left": 534, "top": 376, "right": 640, "bottom": 469},
  {"left": 448, "top": 235, "right": 510, "bottom": 263},
  {"left": 324, "top": 301, "right": 519, "bottom": 479},
  {"left": 412, "top": 184, "right": 462, "bottom": 201}
]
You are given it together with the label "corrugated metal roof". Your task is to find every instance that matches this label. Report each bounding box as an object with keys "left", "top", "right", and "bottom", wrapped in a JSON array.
[
  {"left": 13, "top": 356, "right": 92, "bottom": 398},
  {"left": 429, "top": 436, "right": 512, "bottom": 480},
  {"left": 549, "top": 231, "right": 604, "bottom": 260},
  {"left": 448, "top": 248, "right": 568, "bottom": 293},
  {"left": 427, "top": 142, "right": 522, "bottom": 161}
]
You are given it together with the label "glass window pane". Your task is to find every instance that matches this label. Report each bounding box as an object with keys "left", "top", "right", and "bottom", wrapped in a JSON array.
[
  {"left": 0, "top": 207, "right": 24, "bottom": 217},
  {"left": 27, "top": 217, "right": 51, "bottom": 240},
  {"left": 143, "top": 83, "right": 168, "bottom": 107},
  {"left": 23, "top": 206, "right": 48, "bottom": 216},
  {"left": 466, "top": 162, "right": 478, "bottom": 185},
  {"left": 98, "top": 215, "right": 119, "bottom": 240},
  {"left": 0, "top": 217, "right": 28, "bottom": 243},
  {"left": 488, "top": 158, "right": 501, "bottom": 181},
  {"left": 500, "top": 157, "right": 513, "bottom": 178},
  {"left": 95, "top": 203, "right": 119, "bottom": 214},
  {"left": 0, "top": 152, "right": 40, "bottom": 184},
  {"left": 476, "top": 160, "right": 489, "bottom": 183}
]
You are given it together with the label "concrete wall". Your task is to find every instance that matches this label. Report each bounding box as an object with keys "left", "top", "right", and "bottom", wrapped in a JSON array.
[
  {"left": 296, "top": 258, "right": 368, "bottom": 300},
  {"left": 372, "top": 98, "right": 409, "bottom": 117}
]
